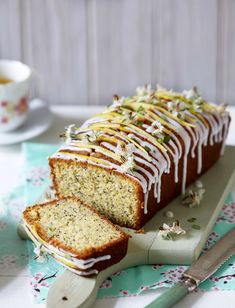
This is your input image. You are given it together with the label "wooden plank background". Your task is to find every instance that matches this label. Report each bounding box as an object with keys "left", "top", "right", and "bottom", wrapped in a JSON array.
[{"left": 0, "top": 0, "right": 234, "bottom": 105}]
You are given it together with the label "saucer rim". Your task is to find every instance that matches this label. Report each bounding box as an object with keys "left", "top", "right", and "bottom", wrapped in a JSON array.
[{"left": 0, "top": 99, "right": 53, "bottom": 145}]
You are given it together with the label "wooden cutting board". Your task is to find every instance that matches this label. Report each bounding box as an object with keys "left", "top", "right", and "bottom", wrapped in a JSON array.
[{"left": 18, "top": 146, "right": 235, "bottom": 308}]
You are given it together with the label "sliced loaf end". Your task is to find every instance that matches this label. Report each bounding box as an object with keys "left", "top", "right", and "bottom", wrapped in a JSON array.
[{"left": 23, "top": 197, "right": 130, "bottom": 275}]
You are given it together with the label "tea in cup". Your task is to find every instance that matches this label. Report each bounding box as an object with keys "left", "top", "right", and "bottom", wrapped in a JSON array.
[{"left": 0, "top": 60, "right": 31, "bottom": 133}]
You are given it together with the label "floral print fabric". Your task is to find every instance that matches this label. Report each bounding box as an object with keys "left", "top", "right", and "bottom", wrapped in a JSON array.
[{"left": 0, "top": 142, "right": 235, "bottom": 304}]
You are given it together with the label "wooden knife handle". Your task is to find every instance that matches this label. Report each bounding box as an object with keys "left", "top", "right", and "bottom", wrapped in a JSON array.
[{"left": 145, "top": 283, "right": 189, "bottom": 308}]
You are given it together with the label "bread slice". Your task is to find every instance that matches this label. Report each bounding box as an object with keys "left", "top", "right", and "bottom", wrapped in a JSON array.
[{"left": 23, "top": 197, "right": 129, "bottom": 276}]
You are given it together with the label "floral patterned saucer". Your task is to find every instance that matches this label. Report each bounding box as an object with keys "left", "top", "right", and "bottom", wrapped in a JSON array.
[{"left": 0, "top": 99, "right": 53, "bottom": 145}]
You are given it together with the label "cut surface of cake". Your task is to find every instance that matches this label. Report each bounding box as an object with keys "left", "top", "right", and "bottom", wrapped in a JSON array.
[
  {"left": 49, "top": 85, "right": 230, "bottom": 229},
  {"left": 23, "top": 198, "right": 129, "bottom": 276}
]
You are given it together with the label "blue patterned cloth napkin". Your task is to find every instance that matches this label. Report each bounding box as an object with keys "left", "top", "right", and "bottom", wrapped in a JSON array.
[{"left": 0, "top": 142, "right": 235, "bottom": 303}]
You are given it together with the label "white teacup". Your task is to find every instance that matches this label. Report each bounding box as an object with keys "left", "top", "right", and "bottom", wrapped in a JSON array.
[{"left": 0, "top": 60, "right": 31, "bottom": 133}]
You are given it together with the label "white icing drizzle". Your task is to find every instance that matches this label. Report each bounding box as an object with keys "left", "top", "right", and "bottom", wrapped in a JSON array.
[
  {"left": 220, "top": 113, "right": 230, "bottom": 155},
  {"left": 60, "top": 145, "right": 92, "bottom": 153},
  {"left": 143, "top": 193, "right": 149, "bottom": 214},
  {"left": 188, "top": 126, "right": 198, "bottom": 158},
  {"left": 100, "top": 141, "right": 116, "bottom": 152},
  {"left": 57, "top": 89, "right": 230, "bottom": 215},
  {"left": 91, "top": 141, "right": 157, "bottom": 197},
  {"left": 135, "top": 164, "right": 155, "bottom": 189},
  {"left": 203, "top": 111, "right": 230, "bottom": 155},
  {"left": 154, "top": 109, "right": 191, "bottom": 194},
  {"left": 156, "top": 169, "right": 163, "bottom": 203},
  {"left": 52, "top": 152, "right": 111, "bottom": 168},
  {"left": 46, "top": 243, "right": 111, "bottom": 269},
  {"left": 126, "top": 126, "right": 170, "bottom": 172},
  {"left": 69, "top": 143, "right": 121, "bottom": 163},
  {"left": 213, "top": 112, "right": 224, "bottom": 142},
  {"left": 204, "top": 113, "right": 219, "bottom": 145},
  {"left": 164, "top": 141, "right": 179, "bottom": 183},
  {"left": 127, "top": 133, "right": 168, "bottom": 171},
  {"left": 126, "top": 133, "right": 168, "bottom": 207},
  {"left": 134, "top": 156, "right": 158, "bottom": 183},
  {"left": 131, "top": 171, "right": 148, "bottom": 193},
  {"left": 80, "top": 117, "right": 107, "bottom": 129},
  {"left": 168, "top": 133, "right": 182, "bottom": 183},
  {"left": 52, "top": 152, "right": 142, "bottom": 188},
  {"left": 170, "top": 132, "right": 182, "bottom": 158},
  {"left": 186, "top": 111, "right": 209, "bottom": 174},
  {"left": 24, "top": 223, "right": 111, "bottom": 274},
  {"left": 57, "top": 260, "right": 98, "bottom": 276}
]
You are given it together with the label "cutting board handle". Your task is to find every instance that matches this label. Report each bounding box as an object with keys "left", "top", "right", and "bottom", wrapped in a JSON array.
[
  {"left": 47, "top": 270, "right": 100, "bottom": 308},
  {"left": 47, "top": 252, "right": 148, "bottom": 308}
]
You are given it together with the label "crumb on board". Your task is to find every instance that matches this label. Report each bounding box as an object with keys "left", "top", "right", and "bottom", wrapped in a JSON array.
[{"left": 135, "top": 228, "right": 145, "bottom": 234}]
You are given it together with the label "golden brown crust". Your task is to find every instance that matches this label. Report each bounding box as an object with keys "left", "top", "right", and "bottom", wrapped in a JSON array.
[{"left": 23, "top": 197, "right": 130, "bottom": 260}]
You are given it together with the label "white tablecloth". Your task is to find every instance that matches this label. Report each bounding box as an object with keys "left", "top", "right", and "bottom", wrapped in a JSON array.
[{"left": 0, "top": 105, "right": 235, "bottom": 308}]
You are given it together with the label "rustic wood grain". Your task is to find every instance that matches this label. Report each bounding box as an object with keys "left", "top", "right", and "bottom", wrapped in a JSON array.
[
  {"left": 20, "top": 0, "right": 88, "bottom": 105},
  {"left": 152, "top": 0, "right": 217, "bottom": 101},
  {"left": 216, "top": 0, "right": 235, "bottom": 105},
  {"left": 0, "top": 0, "right": 234, "bottom": 105},
  {"left": 86, "top": 0, "right": 152, "bottom": 105},
  {"left": 0, "top": 0, "right": 22, "bottom": 60}
]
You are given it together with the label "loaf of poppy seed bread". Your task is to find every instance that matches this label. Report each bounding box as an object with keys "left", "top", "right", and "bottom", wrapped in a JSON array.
[
  {"left": 49, "top": 86, "right": 230, "bottom": 230},
  {"left": 22, "top": 198, "right": 129, "bottom": 276}
]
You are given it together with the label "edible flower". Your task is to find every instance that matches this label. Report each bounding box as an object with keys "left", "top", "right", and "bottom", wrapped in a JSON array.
[
  {"left": 117, "top": 141, "right": 135, "bottom": 158},
  {"left": 167, "top": 99, "right": 188, "bottom": 119},
  {"left": 120, "top": 154, "right": 135, "bottom": 174},
  {"left": 182, "top": 86, "right": 199, "bottom": 100},
  {"left": 156, "top": 84, "right": 167, "bottom": 92},
  {"left": 217, "top": 103, "right": 228, "bottom": 116},
  {"left": 78, "top": 130, "right": 101, "bottom": 145},
  {"left": 136, "top": 84, "right": 152, "bottom": 96},
  {"left": 182, "top": 181, "right": 205, "bottom": 208},
  {"left": 86, "top": 130, "right": 100, "bottom": 143},
  {"left": 183, "top": 87, "right": 204, "bottom": 113},
  {"left": 152, "top": 121, "right": 164, "bottom": 134},
  {"left": 120, "top": 110, "right": 133, "bottom": 124},
  {"left": 111, "top": 94, "right": 125, "bottom": 109},
  {"left": 136, "top": 84, "right": 153, "bottom": 102},
  {"left": 116, "top": 141, "right": 136, "bottom": 174},
  {"left": 33, "top": 245, "right": 47, "bottom": 263},
  {"left": 143, "top": 121, "right": 170, "bottom": 144},
  {"left": 64, "top": 124, "right": 77, "bottom": 144},
  {"left": 158, "top": 220, "right": 186, "bottom": 240}
]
